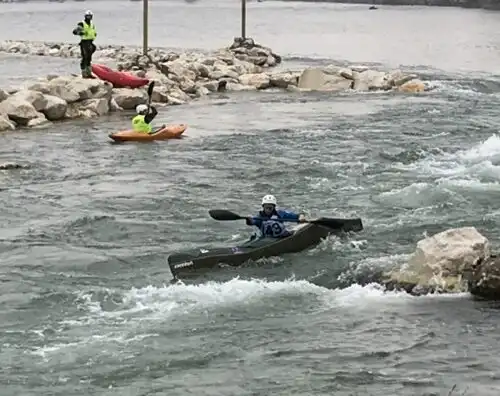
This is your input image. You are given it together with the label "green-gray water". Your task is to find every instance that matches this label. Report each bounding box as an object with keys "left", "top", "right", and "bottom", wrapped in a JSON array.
[{"left": 2, "top": 1, "right": 500, "bottom": 395}]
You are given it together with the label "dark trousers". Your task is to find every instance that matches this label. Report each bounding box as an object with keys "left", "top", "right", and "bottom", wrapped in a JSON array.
[{"left": 79, "top": 40, "right": 96, "bottom": 70}]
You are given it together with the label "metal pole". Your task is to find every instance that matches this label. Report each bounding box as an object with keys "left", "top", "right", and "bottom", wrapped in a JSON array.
[
  {"left": 241, "top": 0, "right": 246, "bottom": 39},
  {"left": 143, "top": 0, "right": 148, "bottom": 55}
]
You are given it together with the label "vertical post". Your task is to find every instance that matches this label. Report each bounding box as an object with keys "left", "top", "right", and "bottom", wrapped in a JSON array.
[
  {"left": 143, "top": 0, "right": 148, "bottom": 55},
  {"left": 241, "top": 0, "right": 246, "bottom": 39}
]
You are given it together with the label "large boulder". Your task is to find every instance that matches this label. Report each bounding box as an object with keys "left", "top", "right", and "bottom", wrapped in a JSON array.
[
  {"left": 161, "top": 59, "right": 197, "bottom": 82},
  {"left": 150, "top": 85, "right": 170, "bottom": 103},
  {"left": 24, "top": 81, "right": 51, "bottom": 95},
  {"left": 42, "top": 95, "right": 68, "bottom": 121},
  {"left": 145, "top": 69, "right": 177, "bottom": 90},
  {"left": 238, "top": 73, "right": 270, "bottom": 90},
  {"left": 29, "top": 76, "right": 112, "bottom": 104},
  {"left": 11, "top": 90, "right": 48, "bottom": 112},
  {"left": 297, "top": 68, "right": 352, "bottom": 92},
  {"left": 269, "top": 72, "right": 300, "bottom": 89},
  {"left": 65, "top": 98, "right": 109, "bottom": 119},
  {"left": 166, "top": 87, "right": 192, "bottom": 105},
  {"left": 208, "top": 63, "right": 240, "bottom": 81},
  {"left": 45, "top": 77, "right": 87, "bottom": 103},
  {"left": 386, "top": 70, "right": 418, "bottom": 87},
  {"left": 77, "top": 98, "right": 110, "bottom": 116},
  {"left": 112, "top": 88, "right": 148, "bottom": 110},
  {"left": 190, "top": 62, "right": 211, "bottom": 78},
  {"left": 384, "top": 227, "right": 490, "bottom": 295},
  {"left": 0, "top": 96, "right": 42, "bottom": 126},
  {"left": 397, "top": 79, "right": 426, "bottom": 93},
  {"left": 352, "top": 70, "right": 391, "bottom": 91}
]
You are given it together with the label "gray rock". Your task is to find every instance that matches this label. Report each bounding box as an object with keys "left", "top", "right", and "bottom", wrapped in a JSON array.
[
  {"left": 42, "top": 95, "right": 68, "bottom": 121},
  {"left": 0, "top": 96, "right": 41, "bottom": 126},
  {"left": 465, "top": 255, "right": 500, "bottom": 300}
]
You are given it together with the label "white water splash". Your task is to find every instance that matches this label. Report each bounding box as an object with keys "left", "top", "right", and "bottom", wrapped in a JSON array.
[
  {"left": 27, "top": 277, "right": 471, "bottom": 363},
  {"left": 379, "top": 134, "right": 500, "bottom": 207}
]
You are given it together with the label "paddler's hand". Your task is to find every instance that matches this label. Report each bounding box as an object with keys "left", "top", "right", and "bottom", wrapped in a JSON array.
[{"left": 298, "top": 214, "right": 306, "bottom": 223}]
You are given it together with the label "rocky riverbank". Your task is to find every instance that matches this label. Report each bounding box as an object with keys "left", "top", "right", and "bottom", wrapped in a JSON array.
[{"left": 0, "top": 38, "right": 426, "bottom": 132}]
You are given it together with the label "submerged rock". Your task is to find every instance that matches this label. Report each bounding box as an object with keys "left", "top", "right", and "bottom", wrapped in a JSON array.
[
  {"left": 383, "top": 227, "right": 490, "bottom": 295},
  {"left": 0, "top": 162, "right": 29, "bottom": 170}
]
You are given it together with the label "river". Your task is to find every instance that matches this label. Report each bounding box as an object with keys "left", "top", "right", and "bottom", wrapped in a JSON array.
[{"left": 1, "top": 1, "right": 500, "bottom": 395}]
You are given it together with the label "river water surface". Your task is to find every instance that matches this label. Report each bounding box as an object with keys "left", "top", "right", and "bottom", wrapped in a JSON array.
[{"left": 2, "top": 1, "right": 500, "bottom": 396}]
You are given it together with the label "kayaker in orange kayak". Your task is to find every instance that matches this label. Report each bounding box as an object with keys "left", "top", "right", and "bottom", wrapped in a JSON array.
[{"left": 133, "top": 104, "right": 165, "bottom": 135}]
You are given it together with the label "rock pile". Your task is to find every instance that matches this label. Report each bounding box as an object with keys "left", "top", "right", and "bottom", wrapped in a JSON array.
[
  {"left": 0, "top": 37, "right": 282, "bottom": 68},
  {"left": 0, "top": 37, "right": 427, "bottom": 131},
  {"left": 0, "top": 76, "right": 116, "bottom": 130}
]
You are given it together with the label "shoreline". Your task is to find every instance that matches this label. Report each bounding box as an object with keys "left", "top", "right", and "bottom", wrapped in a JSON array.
[
  {"left": 278, "top": 0, "right": 500, "bottom": 10},
  {"left": 0, "top": 38, "right": 426, "bottom": 132},
  {"left": 1, "top": 0, "right": 500, "bottom": 9}
]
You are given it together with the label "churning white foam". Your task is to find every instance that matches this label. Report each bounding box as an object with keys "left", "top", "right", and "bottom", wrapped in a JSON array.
[
  {"left": 75, "top": 277, "right": 470, "bottom": 326},
  {"left": 395, "top": 134, "right": 500, "bottom": 179},
  {"left": 378, "top": 134, "right": 500, "bottom": 208},
  {"left": 28, "top": 277, "right": 470, "bottom": 360}
]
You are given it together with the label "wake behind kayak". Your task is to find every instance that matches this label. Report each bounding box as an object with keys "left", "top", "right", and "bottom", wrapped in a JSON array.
[{"left": 167, "top": 217, "right": 363, "bottom": 278}]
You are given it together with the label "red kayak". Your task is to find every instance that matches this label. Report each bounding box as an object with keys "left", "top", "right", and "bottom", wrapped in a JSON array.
[{"left": 91, "top": 64, "right": 150, "bottom": 89}]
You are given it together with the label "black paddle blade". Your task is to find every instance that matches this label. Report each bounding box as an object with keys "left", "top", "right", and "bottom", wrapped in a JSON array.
[
  {"left": 208, "top": 209, "right": 245, "bottom": 221},
  {"left": 311, "top": 217, "right": 363, "bottom": 232},
  {"left": 147, "top": 81, "right": 155, "bottom": 97}
]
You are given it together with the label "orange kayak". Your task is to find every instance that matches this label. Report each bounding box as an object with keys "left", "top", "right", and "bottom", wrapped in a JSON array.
[{"left": 108, "top": 124, "right": 188, "bottom": 142}]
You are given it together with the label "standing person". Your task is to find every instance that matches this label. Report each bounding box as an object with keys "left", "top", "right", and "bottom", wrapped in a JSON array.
[{"left": 72, "top": 10, "right": 97, "bottom": 79}]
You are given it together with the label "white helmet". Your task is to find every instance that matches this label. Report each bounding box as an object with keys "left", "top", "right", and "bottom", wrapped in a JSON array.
[
  {"left": 261, "top": 194, "right": 277, "bottom": 206},
  {"left": 136, "top": 104, "right": 148, "bottom": 114},
  {"left": 84, "top": 10, "right": 93, "bottom": 17}
]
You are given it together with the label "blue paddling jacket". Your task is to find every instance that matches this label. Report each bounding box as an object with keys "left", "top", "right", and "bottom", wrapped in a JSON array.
[{"left": 246, "top": 209, "right": 300, "bottom": 238}]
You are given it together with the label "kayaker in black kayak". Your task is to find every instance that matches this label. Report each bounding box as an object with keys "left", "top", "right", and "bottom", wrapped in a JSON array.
[
  {"left": 246, "top": 194, "right": 307, "bottom": 238},
  {"left": 72, "top": 10, "right": 97, "bottom": 79}
]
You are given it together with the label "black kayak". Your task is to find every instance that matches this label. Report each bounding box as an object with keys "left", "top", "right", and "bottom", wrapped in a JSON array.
[{"left": 167, "top": 217, "right": 363, "bottom": 278}]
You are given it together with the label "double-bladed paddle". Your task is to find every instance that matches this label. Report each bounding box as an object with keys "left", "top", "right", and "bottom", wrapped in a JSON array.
[
  {"left": 146, "top": 80, "right": 155, "bottom": 111},
  {"left": 208, "top": 209, "right": 363, "bottom": 232}
]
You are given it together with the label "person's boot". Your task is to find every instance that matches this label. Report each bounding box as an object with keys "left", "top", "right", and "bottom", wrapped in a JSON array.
[
  {"left": 86, "top": 66, "right": 95, "bottom": 79},
  {"left": 81, "top": 69, "right": 87, "bottom": 78}
]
